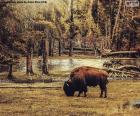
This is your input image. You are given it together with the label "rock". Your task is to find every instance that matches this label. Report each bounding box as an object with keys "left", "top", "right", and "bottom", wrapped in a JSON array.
[
  {"left": 123, "top": 100, "right": 140, "bottom": 109},
  {"left": 132, "top": 100, "right": 140, "bottom": 108}
]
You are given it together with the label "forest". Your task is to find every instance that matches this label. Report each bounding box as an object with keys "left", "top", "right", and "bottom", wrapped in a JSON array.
[{"left": 0, "top": 0, "right": 140, "bottom": 115}]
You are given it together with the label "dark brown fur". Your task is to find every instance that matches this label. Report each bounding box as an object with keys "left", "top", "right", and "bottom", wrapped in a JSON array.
[{"left": 63, "top": 66, "right": 109, "bottom": 97}]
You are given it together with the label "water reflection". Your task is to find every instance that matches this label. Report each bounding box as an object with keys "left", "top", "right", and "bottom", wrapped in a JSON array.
[
  {"left": 49, "top": 58, "right": 75, "bottom": 71},
  {"left": 48, "top": 58, "right": 108, "bottom": 72},
  {"left": 17, "top": 58, "right": 108, "bottom": 73},
  {"left": 17, "top": 58, "right": 140, "bottom": 74}
]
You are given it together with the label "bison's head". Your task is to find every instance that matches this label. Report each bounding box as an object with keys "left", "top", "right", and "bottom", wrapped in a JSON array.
[{"left": 63, "top": 80, "right": 74, "bottom": 96}]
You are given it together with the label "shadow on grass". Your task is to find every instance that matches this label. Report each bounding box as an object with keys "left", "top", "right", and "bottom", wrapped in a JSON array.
[
  {"left": 4, "top": 74, "right": 53, "bottom": 83},
  {"left": 12, "top": 78, "right": 53, "bottom": 83}
]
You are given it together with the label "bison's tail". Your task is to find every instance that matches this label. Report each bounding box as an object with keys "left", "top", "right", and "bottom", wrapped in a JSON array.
[
  {"left": 104, "top": 72, "right": 109, "bottom": 84},
  {"left": 106, "top": 79, "right": 109, "bottom": 84},
  {"left": 99, "top": 77, "right": 108, "bottom": 86},
  {"left": 105, "top": 74, "right": 109, "bottom": 84},
  {"left": 102, "top": 76, "right": 109, "bottom": 85}
]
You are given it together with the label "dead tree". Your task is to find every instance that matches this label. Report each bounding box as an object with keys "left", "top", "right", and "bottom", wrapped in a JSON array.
[
  {"left": 40, "top": 38, "right": 48, "bottom": 75},
  {"left": 69, "top": 23, "right": 77, "bottom": 56},
  {"left": 7, "top": 64, "right": 14, "bottom": 80},
  {"left": 69, "top": 0, "right": 74, "bottom": 56},
  {"left": 109, "top": 0, "right": 113, "bottom": 42},
  {"left": 112, "top": 0, "right": 122, "bottom": 39},
  {"left": 58, "top": 39, "right": 62, "bottom": 56},
  {"left": 48, "top": 37, "right": 53, "bottom": 56},
  {"left": 55, "top": 22, "right": 62, "bottom": 56},
  {"left": 26, "top": 38, "right": 34, "bottom": 75},
  {"left": 48, "top": 30, "right": 54, "bottom": 57}
]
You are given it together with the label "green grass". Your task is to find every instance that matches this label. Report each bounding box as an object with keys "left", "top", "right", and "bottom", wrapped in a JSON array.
[{"left": 0, "top": 80, "right": 140, "bottom": 116}]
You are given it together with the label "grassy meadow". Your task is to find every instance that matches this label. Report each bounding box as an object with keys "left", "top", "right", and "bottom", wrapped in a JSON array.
[{"left": 0, "top": 80, "right": 140, "bottom": 116}]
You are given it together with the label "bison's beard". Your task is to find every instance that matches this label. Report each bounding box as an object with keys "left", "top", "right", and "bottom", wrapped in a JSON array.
[{"left": 63, "top": 81, "right": 74, "bottom": 96}]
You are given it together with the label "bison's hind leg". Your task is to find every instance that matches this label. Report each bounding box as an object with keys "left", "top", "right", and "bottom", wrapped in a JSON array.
[
  {"left": 104, "top": 86, "right": 107, "bottom": 98},
  {"left": 99, "top": 89, "right": 103, "bottom": 98},
  {"left": 99, "top": 85, "right": 107, "bottom": 98}
]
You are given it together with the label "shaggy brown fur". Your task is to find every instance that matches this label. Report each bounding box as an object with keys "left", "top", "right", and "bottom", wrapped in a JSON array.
[{"left": 63, "top": 66, "right": 109, "bottom": 97}]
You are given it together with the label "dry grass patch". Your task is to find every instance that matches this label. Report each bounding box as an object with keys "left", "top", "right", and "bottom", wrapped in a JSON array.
[{"left": 0, "top": 80, "right": 140, "bottom": 115}]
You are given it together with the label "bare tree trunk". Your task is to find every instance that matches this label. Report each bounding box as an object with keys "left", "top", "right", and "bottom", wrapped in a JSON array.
[
  {"left": 7, "top": 64, "right": 14, "bottom": 80},
  {"left": 48, "top": 37, "right": 55, "bottom": 57},
  {"left": 69, "top": 38, "right": 73, "bottom": 56},
  {"left": 41, "top": 38, "right": 48, "bottom": 75},
  {"left": 26, "top": 53, "right": 33, "bottom": 75},
  {"left": 42, "top": 50, "right": 48, "bottom": 75},
  {"left": 54, "top": 19, "right": 63, "bottom": 56},
  {"left": 112, "top": 0, "right": 122, "bottom": 42},
  {"left": 52, "top": 39, "right": 55, "bottom": 57},
  {"left": 109, "top": 1, "right": 113, "bottom": 42},
  {"left": 69, "top": 0, "right": 74, "bottom": 56},
  {"left": 49, "top": 38, "right": 52, "bottom": 56},
  {"left": 83, "top": 37, "right": 86, "bottom": 54},
  {"left": 26, "top": 38, "right": 34, "bottom": 75},
  {"left": 55, "top": 22, "right": 63, "bottom": 56},
  {"left": 58, "top": 39, "right": 62, "bottom": 56},
  {"left": 116, "top": 33, "right": 122, "bottom": 51}
]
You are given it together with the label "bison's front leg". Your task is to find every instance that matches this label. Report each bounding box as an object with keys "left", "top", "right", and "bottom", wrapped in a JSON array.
[
  {"left": 78, "top": 86, "right": 87, "bottom": 97},
  {"left": 84, "top": 91, "right": 87, "bottom": 97},
  {"left": 77, "top": 91, "right": 83, "bottom": 97},
  {"left": 77, "top": 91, "right": 87, "bottom": 97},
  {"left": 100, "top": 89, "right": 103, "bottom": 98}
]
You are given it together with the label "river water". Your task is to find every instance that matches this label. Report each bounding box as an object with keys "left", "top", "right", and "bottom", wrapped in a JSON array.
[
  {"left": 48, "top": 58, "right": 108, "bottom": 73},
  {"left": 17, "top": 58, "right": 140, "bottom": 74},
  {"left": 18, "top": 58, "right": 108, "bottom": 73}
]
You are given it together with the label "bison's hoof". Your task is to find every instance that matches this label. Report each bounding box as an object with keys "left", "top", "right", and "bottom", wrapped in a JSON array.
[{"left": 100, "top": 95, "right": 103, "bottom": 98}]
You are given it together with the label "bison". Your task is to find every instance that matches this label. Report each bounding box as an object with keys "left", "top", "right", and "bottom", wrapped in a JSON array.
[{"left": 63, "top": 66, "right": 109, "bottom": 98}]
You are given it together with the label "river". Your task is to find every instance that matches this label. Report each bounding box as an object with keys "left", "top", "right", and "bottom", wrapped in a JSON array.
[{"left": 17, "top": 58, "right": 140, "bottom": 74}]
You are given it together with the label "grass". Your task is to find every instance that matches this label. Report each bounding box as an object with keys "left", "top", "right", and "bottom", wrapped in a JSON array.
[{"left": 0, "top": 80, "right": 140, "bottom": 116}]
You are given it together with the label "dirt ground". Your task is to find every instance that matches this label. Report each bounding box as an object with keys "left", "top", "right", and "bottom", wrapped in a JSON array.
[{"left": 0, "top": 80, "right": 140, "bottom": 116}]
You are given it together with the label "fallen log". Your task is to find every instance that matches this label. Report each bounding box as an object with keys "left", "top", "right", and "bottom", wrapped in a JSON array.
[
  {"left": 102, "top": 51, "right": 140, "bottom": 58},
  {"left": 103, "top": 68, "right": 140, "bottom": 80},
  {"left": 117, "top": 65, "right": 140, "bottom": 72}
]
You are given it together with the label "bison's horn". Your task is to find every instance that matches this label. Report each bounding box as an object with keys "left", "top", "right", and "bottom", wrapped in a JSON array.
[{"left": 66, "top": 83, "right": 69, "bottom": 86}]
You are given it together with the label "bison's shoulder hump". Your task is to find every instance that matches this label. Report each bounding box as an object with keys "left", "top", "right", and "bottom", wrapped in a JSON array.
[{"left": 70, "top": 66, "right": 109, "bottom": 78}]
